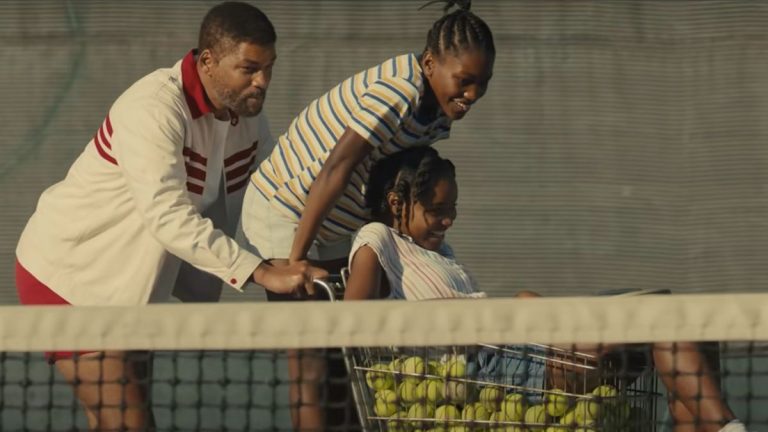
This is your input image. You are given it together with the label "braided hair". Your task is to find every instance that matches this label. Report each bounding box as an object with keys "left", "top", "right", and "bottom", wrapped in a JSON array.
[
  {"left": 366, "top": 147, "right": 456, "bottom": 229},
  {"left": 420, "top": 0, "right": 495, "bottom": 59}
]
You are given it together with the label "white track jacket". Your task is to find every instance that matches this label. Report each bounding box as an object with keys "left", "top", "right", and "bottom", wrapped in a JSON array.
[{"left": 17, "top": 50, "right": 273, "bottom": 305}]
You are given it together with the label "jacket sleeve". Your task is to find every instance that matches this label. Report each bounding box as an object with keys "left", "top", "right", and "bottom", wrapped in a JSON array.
[{"left": 110, "top": 98, "right": 262, "bottom": 291}]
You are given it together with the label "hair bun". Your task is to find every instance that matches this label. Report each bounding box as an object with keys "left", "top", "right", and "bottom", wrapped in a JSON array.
[{"left": 419, "top": 0, "right": 472, "bottom": 13}]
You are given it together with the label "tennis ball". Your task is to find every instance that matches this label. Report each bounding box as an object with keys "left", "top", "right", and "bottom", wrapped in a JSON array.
[
  {"left": 591, "top": 384, "right": 618, "bottom": 402},
  {"left": 387, "top": 411, "right": 409, "bottom": 432},
  {"left": 501, "top": 393, "right": 527, "bottom": 421},
  {"left": 462, "top": 402, "right": 491, "bottom": 422},
  {"left": 428, "top": 360, "right": 442, "bottom": 376},
  {"left": 389, "top": 357, "right": 405, "bottom": 373},
  {"left": 366, "top": 363, "right": 395, "bottom": 391},
  {"left": 524, "top": 404, "right": 547, "bottom": 431},
  {"left": 399, "top": 380, "right": 421, "bottom": 405},
  {"left": 416, "top": 379, "right": 444, "bottom": 404},
  {"left": 573, "top": 400, "right": 601, "bottom": 426},
  {"left": 489, "top": 411, "right": 527, "bottom": 432},
  {"left": 447, "top": 427, "right": 469, "bottom": 432},
  {"left": 435, "top": 404, "right": 461, "bottom": 425},
  {"left": 443, "top": 355, "right": 467, "bottom": 378},
  {"left": 489, "top": 410, "right": 504, "bottom": 428},
  {"left": 559, "top": 408, "right": 577, "bottom": 426},
  {"left": 443, "top": 380, "right": 468, "bottom": 404},
  {"left": 402, "top": 356, "right": 426, "bottom": 378},
  {"left": 478, "top": 386, "right": 504, "bottom": 411},
  {"left": 374, "top": 389, "right": 399, "bottom": 417},
  {"left": 407, "top": 402, "right": 436, "bottom": 428},
  {"left": 545, "top": 389, "right": 570, "bottom": 417}
]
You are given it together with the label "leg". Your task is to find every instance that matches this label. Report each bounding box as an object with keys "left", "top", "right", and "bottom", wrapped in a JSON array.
[
  {"left": 652, "top": 342, "right": 734, "bottom": 432},
  {"left": 55, "top": 351, "right": 154, "bottom": 431},
  {"left": 286, "top": 349, "right": 328, "bottom": 431},
  {"left": 266, "top": 258, "right": 328, "bottom": 431}
]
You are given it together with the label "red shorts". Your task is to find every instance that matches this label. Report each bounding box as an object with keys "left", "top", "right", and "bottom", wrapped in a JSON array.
[{"left": 15, "top": 260, "right": 94, "bottom": 363}]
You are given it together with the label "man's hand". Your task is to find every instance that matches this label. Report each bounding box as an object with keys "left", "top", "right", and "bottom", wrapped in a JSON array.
[{"left": 253, "top": 260, "right": 328, "bottom": 297}]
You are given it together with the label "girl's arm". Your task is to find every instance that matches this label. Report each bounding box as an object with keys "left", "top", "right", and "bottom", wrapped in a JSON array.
[
  {"left": 288, "top": 127, "right": 373, "bottom": 262},
  {"left": 344, "top": 245, "right": 383, "bottom": 300}
]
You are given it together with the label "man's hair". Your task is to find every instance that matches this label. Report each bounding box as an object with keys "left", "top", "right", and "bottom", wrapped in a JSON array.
[{"left": 198, "top": 2, "right": 276, "bottom": 55}]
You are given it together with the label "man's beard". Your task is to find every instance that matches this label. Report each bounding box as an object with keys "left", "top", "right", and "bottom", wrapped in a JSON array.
[{"left": 219, "top": 87, "right": 266, "bottom": 118}]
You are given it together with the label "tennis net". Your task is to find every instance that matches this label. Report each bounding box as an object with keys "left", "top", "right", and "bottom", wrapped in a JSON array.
[{"left": 0, "top": 287, "right": 766, "bottom": 431}]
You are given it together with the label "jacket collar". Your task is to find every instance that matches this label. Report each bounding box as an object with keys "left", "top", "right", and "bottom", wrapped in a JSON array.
[{"left": 181, "top": 49, "right": 214, "bottom": 119}]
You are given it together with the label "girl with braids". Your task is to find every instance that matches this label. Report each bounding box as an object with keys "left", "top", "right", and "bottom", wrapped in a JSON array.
[
  {"left": 345, "top": 146, "right": 482, "bottom": 300},
  {"left": 238, "top": 1, "right": 493, "bottom": 429},
  {"left": 346, "top": 147, "right": 748, "bottom": 432}
]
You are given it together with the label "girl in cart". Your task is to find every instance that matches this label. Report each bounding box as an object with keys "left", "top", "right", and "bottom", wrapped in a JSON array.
[{"left": 344, "top": 146, "right": 747, "bottom": 432}]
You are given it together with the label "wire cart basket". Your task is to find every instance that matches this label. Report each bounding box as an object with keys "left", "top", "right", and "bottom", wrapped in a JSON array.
[{"left": 315, "top": 279, "right": 661, "bottom": 432}]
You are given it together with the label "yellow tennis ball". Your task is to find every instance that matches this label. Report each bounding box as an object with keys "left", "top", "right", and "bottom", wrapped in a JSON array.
[
  {"left": 434, "top": 404, "right": 461, "bottom": 425},
  {"left": 524, "top": 404, "right": 547, "bottom": 431},
  {"left": 559, "top": 407, "right": 577, "bottom": 426},
  {"left": 443, "top": 355, "right": 467, "bottom": 378},
  {"left": 591, "top": 384, "right": 618, "bottom": 402},
  {"left": 545, "top": 389, "right": 570, "bottom": 417},
  {"left": 366, "top": 363, "right": 395, "bottom": 391},
  {"left": 489, "top": 410, "right": 504, "bottom": 427},
  {"left": 573, "top": 400, "right": 601, "bottom": 426},
  {"left": 374, "top": 389, "right": 399, "bottom": 417},
  {"left": 478, "top": 386, "right": 504, "bottom": 412},
  {"left": 443, "top": 380, "right": 468, "bottom": 404},
  {"left": 402, "top": 356, "right": 426, "bottom": 378},
  {"left": 387, "top": 411, "right": 409, "bottom": 432},
  {"left": 389, "top": 357, "right": 405, "bottom": 373},
  {"left": 462, "top": 402, "right": 491, "bottom": 422},
  {"left": 428, "top": 360, "right": 442, "bottom": 376},
  {"left": 501, "top": 393, "right": 527, "bottom": 421},
  {"left": 417, "top": 378, "right": 444, "bottom": 404},
  {"left": 407, "top": 402, "right": 436, "bottom": 429},
  {"left": 399, "top": 380, "right": 421, "bottom": 405}
]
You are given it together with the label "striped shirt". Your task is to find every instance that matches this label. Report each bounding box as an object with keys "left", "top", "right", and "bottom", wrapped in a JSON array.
[
  {"left": 251, "top": 53, "right": 452, "bottom": 242},
  {"left": 349, "top": 222, "right": 486, "bottom": 300}
]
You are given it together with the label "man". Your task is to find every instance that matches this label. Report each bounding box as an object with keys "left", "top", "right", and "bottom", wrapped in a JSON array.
[{"left": 14, "top": 2, "right": 324, "bottom": 430}]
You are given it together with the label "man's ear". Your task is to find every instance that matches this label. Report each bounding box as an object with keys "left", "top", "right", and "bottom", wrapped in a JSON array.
[{"left": 198, "top": 49, "right": 216, "bottom": 76}]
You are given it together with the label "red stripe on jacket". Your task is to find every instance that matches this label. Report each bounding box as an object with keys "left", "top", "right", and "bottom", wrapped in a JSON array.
[
  {"left": 183, "top": 147, "right": 207, "bottom": 165},
  {"left": 224, "top": 141, "right": 257, "bottom": 167},
  {"left": 93, "top": 133, "right": 117, "bottom": 165},
  {"left": 185, "top": 163, "right": 206, "bottom": 181},
  {"left": 225, "top": 156, "right": 254, "bottom": 182},
  {"left": 186, "top": 182, "right": 204, "bottom": 195},
  {"left": 226, "top": 177, "right": 250, "bottom": 194}
]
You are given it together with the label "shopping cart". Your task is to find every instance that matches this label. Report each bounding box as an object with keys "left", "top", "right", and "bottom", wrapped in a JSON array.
[{"left": 314, "top": 278, "right": 661, "bottom": 432}]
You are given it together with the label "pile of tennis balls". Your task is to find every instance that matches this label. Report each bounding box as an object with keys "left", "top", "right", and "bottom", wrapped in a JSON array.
[{"left": 366, "top": 356, "right": 647, "bottom": 432}]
